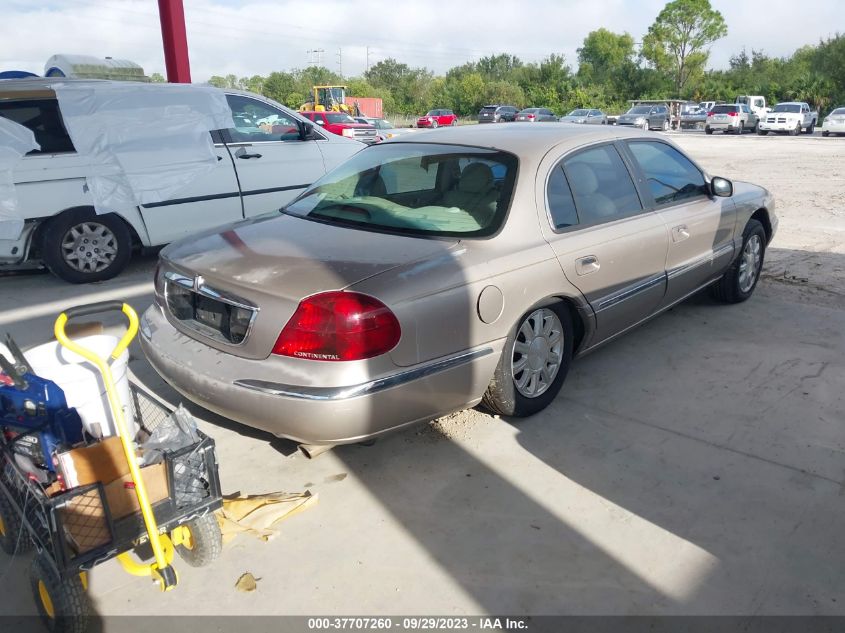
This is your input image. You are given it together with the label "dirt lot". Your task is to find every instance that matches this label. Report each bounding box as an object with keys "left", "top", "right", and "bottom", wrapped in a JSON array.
[{"left": 0, "top": 133, "right": 843, "bottom": 623}]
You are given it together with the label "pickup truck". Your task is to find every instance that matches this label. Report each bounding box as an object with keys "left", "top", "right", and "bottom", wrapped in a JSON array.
[
  {"left": 735, "top": 95, "right": 769, "bottom": 119},
  {"left": 299, "top": 111, "right": 378, "bottom": 144},
  {"left": 758, "top": 102, "right": 818, "bottom": 135},
  {"left": 0, "top": 79, "right": 363, "bottom": 283}
]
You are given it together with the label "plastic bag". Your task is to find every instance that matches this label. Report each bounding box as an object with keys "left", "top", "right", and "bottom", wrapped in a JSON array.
[{"left": 140, "top": 404, "right": 200, "bottom": 465}]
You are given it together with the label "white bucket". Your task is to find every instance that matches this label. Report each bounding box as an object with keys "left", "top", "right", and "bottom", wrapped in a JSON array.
[{"left": 20, "top": 335, "right": 136, "bottom": 440}]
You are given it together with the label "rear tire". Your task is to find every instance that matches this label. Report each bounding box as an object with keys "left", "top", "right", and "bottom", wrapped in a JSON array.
[
  {"left": 705, "top": 127, "right": 713, "bottom": 135},
  {"left": 174, "top": 513, "right": 222, "bottom": 568},
  {"left": 40, "top": 207, "right": 132, "bottom": 284},
  {"left": 822, "top": 131, "right": 830, "bottom": 137},
  {"left": 711, "top": 219, "right": 766, "bottom": 304},
  {"left": 481, "top": 303, "right": 573, "bottom": 418},
  {"left": 30, "top": 554, "right": 91, "bottom": 633}
]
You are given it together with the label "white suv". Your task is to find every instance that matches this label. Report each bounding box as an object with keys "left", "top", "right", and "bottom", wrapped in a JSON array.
[{"left": 0, "top": 79, "right": 363, "bottom": 283}]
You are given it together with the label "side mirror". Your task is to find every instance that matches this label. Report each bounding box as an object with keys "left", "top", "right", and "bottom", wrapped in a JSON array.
[{"left": 710, "top": 176, "right": 733, "bottom": 198}]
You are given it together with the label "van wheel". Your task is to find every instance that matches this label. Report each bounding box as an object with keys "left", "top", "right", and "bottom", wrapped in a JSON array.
[
  {"left": 481, "top": 303, "right": 573, "bottom": 418},
  {"left": 41, "top": 208, "right": 132, "bottom": 284}
]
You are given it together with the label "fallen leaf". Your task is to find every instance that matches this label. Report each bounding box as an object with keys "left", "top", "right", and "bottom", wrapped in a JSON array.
[{"left": 235, "top": 572, "right": 259, "bottom": 592}]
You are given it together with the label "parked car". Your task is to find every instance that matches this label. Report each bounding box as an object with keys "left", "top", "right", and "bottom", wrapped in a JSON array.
[
  {"left": 758, "top": 102, "right": 818, "bottom": 135},
  {"left": 477, "top": 105, "right": 518, "bottom": 123},
  {"left": 516, "top": 108, "right": 556, "bottom": 122},
  {"left": 416, "top": 109, "right": 457, "bottom": 128},
  {"left": 559, "top": 109, "right": 607, "bottom": 125},
  {"left": 141, "top": 124, "right": 776, "bottom": 447},
  {"left": 0, "top": 78, "right": 363, "bottom": 283},
  {"left": 299, "top": 111, "right": 377, "bottom": 144},
  {"left": 821, "top": 107, "right": 845, "bottom": 137},
  {"left": 705, "top": 104, "right": 758, "bottom": 134},
  {"left": 680, "top": 102, "right": 707, "bottom": 129},
  {"left": 352, "top": 117, "right": 413, "bottom": 142},
  {"left": 615, "top": 104, "right": 671, "bottom": 131}
]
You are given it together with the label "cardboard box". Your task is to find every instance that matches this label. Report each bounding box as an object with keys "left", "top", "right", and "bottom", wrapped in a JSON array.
[
  {"left": 55, "top": 436, "right": 130, "bottom": 488},
  {"left": 103, "top": 462, "right": 169, "bottom": 520},
  {"left": 59, "top": 463, "right": 169, "bottom": 553}
]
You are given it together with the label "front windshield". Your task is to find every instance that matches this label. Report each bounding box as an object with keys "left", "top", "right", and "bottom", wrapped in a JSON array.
[
  {"left": 628, "top": 106, "right": 651, "bottom": 114},
  {"left": 568, "top": 109, "right": 588, "bottom": 117},
  {"left": 773, "top": 104, "right": 801, "bottom": 113},
  {"left": 425, "top": 110, "right": 438, "bottom": 116},
  {"left": 326, "top": 113, "right": 356, "bottom": 123},
  {"left": 376, "top": 119, "right": 394, "bottom": 129},
  {"left": 284, "top": 143, "right": 518, "bottom": 238}
]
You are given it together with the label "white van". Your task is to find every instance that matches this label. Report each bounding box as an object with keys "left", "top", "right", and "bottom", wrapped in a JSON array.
[{"left": 0, "top": 78, "right": 364, "bottom": 283}]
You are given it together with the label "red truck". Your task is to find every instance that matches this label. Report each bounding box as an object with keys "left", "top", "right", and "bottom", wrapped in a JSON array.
[{"left": 299, "top": 111, "right": 378, "bottom": 144}]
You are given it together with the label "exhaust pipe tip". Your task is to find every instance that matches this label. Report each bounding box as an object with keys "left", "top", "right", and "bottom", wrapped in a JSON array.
[{"left": 298, "top": 443, "right": 335, "bottom": 459}]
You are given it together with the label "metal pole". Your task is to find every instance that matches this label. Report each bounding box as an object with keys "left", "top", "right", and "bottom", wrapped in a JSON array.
[{"left": 157, "top": 0, "right": 192, "bottom": 83}]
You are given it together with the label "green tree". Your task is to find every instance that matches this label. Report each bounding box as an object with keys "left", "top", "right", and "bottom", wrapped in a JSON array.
[
  {"left": 641, "top": 0, "right": 728, "bottom": 94},
  {"left": 262, "top": 71, "right": 296, "bottom": 104},
  {"left": 577, "top": 28, "right": 636, "bottom": 83},
  {"left": 149, "top": 72, "right": 166, "bottom": 83}
]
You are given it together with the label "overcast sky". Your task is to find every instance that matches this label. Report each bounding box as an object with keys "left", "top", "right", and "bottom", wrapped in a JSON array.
[{"left": 0, "top": 0, "right": 841, "bottom": 81}]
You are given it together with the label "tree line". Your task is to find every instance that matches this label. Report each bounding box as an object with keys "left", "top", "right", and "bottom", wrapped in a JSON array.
[{"left": 203, "top": 0, "right": 844, "bottom": 118}]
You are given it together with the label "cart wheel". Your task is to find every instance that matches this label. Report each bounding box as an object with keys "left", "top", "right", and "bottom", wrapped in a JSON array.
[
  {"left": 173, "top": 513, "right": 222, "bottom": 568},
  {"left": 0, "top": 488, "right": 32, "bottom": 555},
  {"left": 30, "top": 554, "right": 91, "bottom": 633}
]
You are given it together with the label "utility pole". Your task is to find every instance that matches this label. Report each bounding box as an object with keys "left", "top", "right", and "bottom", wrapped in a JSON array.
[
  {"left": 337, "top": 48, "right": 342, "bottom": 77},
  {"left": 306, "top": 48, "right": 325, "bottom": 66},
  {"left": 366, "top": 46, "right": 371, "bottom": 74}
]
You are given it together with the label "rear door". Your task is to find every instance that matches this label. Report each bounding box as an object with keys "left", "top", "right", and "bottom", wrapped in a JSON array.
[
  {"left": 622, "top": 139, "right": 736, "bottom": 306},
  {"left": 222, "top": 93, "right": 326, "bottom": 218},
  {"left": 538, "top": 142, "right": 669, "bottom": 344}
]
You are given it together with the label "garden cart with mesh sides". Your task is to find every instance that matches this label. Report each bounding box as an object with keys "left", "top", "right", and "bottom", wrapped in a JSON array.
[{"left": 0, "top": 302, "right": 223, "bottom": 633}]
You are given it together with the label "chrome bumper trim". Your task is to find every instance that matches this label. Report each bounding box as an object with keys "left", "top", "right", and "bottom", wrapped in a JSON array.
[{"left": 233, "top": 347, "right": 494, "bottom": 401}]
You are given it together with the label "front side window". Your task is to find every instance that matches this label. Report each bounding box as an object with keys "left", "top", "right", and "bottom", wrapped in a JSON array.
[
  {"left": 0, "top": 99, "right": 75, "bottom": 154},
  {"left": 226, "top": 95, "right": 301, "bottom": 143},
  {"left": 754, "top": 99, "right": 764, "bottom": 108},
  {"left": 628, "top": 106, "right": 651, "bottom": 115},
  {"left": 626, "top": 141, "right": 707, "bottom": 206},
  {"left": 569, "top": 109, "right": 588, "bottom": 117},
  {"left": 562, "top": 144, "right": 641, "bottom": 224},
  {"left": 285, "top": 143, "right": 518, "bottom": 238}
]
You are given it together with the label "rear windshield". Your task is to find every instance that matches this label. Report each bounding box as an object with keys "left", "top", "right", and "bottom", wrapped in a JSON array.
[
  {"left": 284, "top": 143, "right": 518, "bottom": 238},
  {"left": 773, "top": 104, "right": 801, "bottom": 113},
  {"left": 711, "top": 105, "right": 737, "bottom": 114},
  {"left": 832, "top": 108, "right": 845, "bottom": 116},
  {"left": 520, "top": 109, "right": 539, "bottom": 114},
  {"left": 480, "top": 106, "right": 497, "bottom": 113},
  {"left": 628, "top": 106, "right": 651, "bottom": 114},
  {"left": 326, "top": 113, "right": 356, "bottom": 123}
]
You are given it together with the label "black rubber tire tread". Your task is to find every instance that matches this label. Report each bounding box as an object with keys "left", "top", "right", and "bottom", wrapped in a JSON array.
[
  {"left": 805, "top": 121, "right": 815, "bottom": 134},
  {"left": 174, "top": 513, "right": 223, "bottom": 568},
  {"left": 481, "top": 302, "right": 574, "bottom": 418},
  {"left": 757, "top": 128, "right": 768, "bottom": 135},
  {"left": 30, "top": 553, "right": 91, "bottom": 633},
  {"left": 40, "top": 207, "right": 132, "bottom": 284},
  {"left": 711, "top": 219, "right": 766, "bottom": 304},
  {"left": 0, "top": 485, "right": 33, "bottom": 555}
]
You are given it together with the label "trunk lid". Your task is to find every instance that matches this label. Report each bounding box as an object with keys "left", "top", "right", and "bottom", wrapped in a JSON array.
[{"left": 159, "top": 213, "right": 458, "bottom": 359}]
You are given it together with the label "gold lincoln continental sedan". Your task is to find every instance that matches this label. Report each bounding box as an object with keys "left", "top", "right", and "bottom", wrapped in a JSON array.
[{"left": 141, "top": 124, "right": 776, "bottom": 446}]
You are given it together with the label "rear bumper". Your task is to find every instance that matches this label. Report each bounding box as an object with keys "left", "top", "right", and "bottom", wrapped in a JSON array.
[
  {"left": 707, "top": 120, "right": 740, "bottom": 130},
  {"left": 140, "top": 305, "right": 501, "bottom": 445},
  {"left": 822, "top": 121, "right": 845, "bottom": 133}
]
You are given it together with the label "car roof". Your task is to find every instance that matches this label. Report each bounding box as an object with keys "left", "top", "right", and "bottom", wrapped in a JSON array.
[{"left": 385, "top": 122, "right": 654, "bottom": 155}]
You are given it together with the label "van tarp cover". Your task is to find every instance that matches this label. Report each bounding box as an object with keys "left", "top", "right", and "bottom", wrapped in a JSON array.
[
  {"left": 0, "top": 118, "right": 39, "bottom": 240},
  {"left": 52, "top": 83, "right": 235, "bottom": 215}
]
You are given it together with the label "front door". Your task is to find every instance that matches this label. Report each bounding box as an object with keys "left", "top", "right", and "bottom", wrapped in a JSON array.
[
  {"left": 538, "top": 142, "right": 669, "bottom": 345},
  {"left": 223, "top": 94, "right": 326, "bottom": 218},
  {"left": 622, "top": 139, "right": 737, "bottom": 307}
]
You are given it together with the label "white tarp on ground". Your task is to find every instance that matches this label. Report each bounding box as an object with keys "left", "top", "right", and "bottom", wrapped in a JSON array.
[
  {"left": 52, "top": 82, "right": 235, "bottom": 215},
  {"left": 0, "top": 118, "right": 39, "bottom": 240}
]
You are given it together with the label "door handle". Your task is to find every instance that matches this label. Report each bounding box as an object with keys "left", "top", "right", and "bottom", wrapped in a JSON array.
[
  {"left": 235, "top": 147, "right": 262, "bottom": 159},
  {"left": 575, "top": 255, "right": 600, "bottom": 276},
  {"left": 672, "top": 224, "right": 690, "bottom": 242}
]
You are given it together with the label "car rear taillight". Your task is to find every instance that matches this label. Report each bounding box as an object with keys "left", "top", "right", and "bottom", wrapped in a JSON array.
[
  {"left": 527, "top": 114, "right": 535, "bottom": 119},
  {"left": 727, "top": 111, "right": 738, "bottom": 117},
  {"left": 272, "top": 291, "right": 401, "bottom": 361},
  {"left": 707, "top": 112, "right": 714, "bottom": 117}
]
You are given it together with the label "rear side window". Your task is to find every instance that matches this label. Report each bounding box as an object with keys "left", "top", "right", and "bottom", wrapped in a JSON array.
[
  {"left": 562, "top": 144, "right": 642, "bottom": 224},
  {"left": 546, "top": 166, "right": 578, "bottom": 229},
  {"left": 0, "top": 99, "right": 75, "bottom": 154},
  {"left": 626, "top": 141, "right": 707, "bottom": 206}
]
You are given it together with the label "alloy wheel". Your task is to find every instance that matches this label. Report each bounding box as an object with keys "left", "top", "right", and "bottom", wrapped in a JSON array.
[
  {"left": 511, "top": 308, "right": 564, "bottom": 398},
  {"left": 60, "top": 221, "right": 119, "bottom": 274},
  {"left": 738, "top": 234, "right": 763, "bottom": 293}
]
